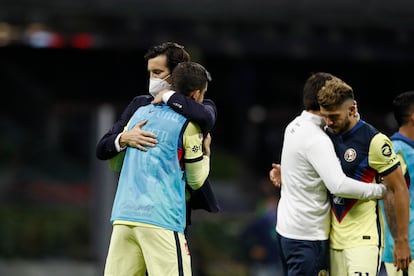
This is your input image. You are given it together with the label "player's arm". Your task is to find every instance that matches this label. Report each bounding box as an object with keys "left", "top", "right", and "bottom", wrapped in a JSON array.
[
  {"left": 96, "top": 96, "right": 156, "bottom": 160},
  {"left": 308, "top": 135, "right": 386, "bottom": 199},
  {"left": 382, "top": 151, "right": 407, "bottom": 239},
  {"left": 382, "top": 166, "right": 411, "bottom": 270},
  {"left": 370, "top": 134, "right": 411, "bottom": 270},
  {"left": 382, "top": 166, "right": 409, "bottom": 241},
  {"left": 183, "top": 122, "right": 210, "bottom": 190},
  {"left": 153, "top": 90, "right": 217, "bottom": 134}
]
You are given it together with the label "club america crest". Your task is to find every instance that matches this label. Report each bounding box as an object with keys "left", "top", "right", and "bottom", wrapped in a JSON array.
[{"left": 344, "top": 148, "right": 357, "bottom": 162}]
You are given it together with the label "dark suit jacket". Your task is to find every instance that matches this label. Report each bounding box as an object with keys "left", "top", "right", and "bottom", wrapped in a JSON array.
[{"left": 96, "top": 93, "right": 220, "bottom": 217}]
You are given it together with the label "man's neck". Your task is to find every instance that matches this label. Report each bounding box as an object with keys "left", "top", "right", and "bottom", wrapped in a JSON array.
[
  {"left": 307, "top": 109, "right": 321, "bottom": 116},
  {"left": 398, "top": 125, "right": 414, "bottom": 141},
  {"left": 350, "top": 116, "right": 360, "bottom": 129}
]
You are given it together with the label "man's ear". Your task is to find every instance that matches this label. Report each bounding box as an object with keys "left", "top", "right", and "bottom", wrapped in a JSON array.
[
  {"left": 351, "top": 100, "right": 359, "bottom": 118},
  {"left": 189, "top": 90, "right": 200, "bottom": 100},
  {"left": 409, "top": 112, "right": 414, "bottom": 124}
]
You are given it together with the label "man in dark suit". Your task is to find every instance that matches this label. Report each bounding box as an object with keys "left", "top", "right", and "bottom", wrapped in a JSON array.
[{"left": 96, "top": 42, "right": 220, "bottom": 227}]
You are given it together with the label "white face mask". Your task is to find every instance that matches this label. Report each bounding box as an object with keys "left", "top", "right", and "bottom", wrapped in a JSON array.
[{"left": 148, "top": 75, "right": 171, "bottom": 97}]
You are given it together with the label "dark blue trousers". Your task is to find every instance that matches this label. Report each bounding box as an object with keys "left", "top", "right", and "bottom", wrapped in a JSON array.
[{"left": 277, "top": 232, "right": 330, "bottom": 276}]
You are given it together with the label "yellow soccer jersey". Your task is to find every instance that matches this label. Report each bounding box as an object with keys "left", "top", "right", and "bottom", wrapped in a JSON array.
[{"left": 327, "top": 121, "right": 400, "bottom": 249}]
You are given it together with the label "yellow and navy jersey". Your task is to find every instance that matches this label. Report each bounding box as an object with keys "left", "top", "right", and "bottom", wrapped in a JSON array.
[{"left": 326, "top": 120, "right": 400, "bottom": 249}]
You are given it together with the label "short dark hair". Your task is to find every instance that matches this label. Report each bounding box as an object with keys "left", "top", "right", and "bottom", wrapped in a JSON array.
[
  {"left": 317, "top": 76, "right": 354, "bottom": 109},
  {"left": 144, "top": 42, "right": 190, "bottom": 73},
  {"left": 172, "top": 62, "right": 212, "bottom": 96},
  {"left": 393, "top": 91, "right": 414, "bottom": 127},
  {"left": 303, "top": 72, "right": 334, "bottom": 111}
]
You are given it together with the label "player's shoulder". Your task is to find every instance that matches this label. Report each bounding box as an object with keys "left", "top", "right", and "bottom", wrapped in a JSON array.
[
  {"left": 371, "top": 132, "right": 392, "bottom": 146},
  {"left": 202, "top": 98, "right": 216, "bottom": 107},
  {"left": 391, "top": 133, "right": 414, "bottom": 150},
  {"left": 125, "top": 95, "right": 153, "bottom": 112},
  {"left": 369, "top": 132, "right": 400, "bottom": 172},
  {"left": 369, "top": 132, "right": 393, "bottom": 157},
  {"left": 131, "top": 95, "right": 153, "bottom": 105}
]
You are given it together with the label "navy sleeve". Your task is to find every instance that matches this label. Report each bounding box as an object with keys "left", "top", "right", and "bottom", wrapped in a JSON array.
[
  {"left": 95, "top": 95, "right": 152, "bottom": 160},
  {"left": 167, "top": 93, "right": 217, "bottom": 135}
]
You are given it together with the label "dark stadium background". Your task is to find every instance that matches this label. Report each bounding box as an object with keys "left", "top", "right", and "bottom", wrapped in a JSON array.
[{"left": 1, "top": 0, "right": 414, "bottom": 275}]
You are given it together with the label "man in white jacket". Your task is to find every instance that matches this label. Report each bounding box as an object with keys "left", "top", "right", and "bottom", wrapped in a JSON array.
[{"left": 270, "top": 72, "right": 386, "bottom": 276}]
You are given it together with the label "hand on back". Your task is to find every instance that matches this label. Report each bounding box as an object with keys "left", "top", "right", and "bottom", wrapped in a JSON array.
[{"left": 120, "top": 120, "right": 158, "bottom": 151}]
